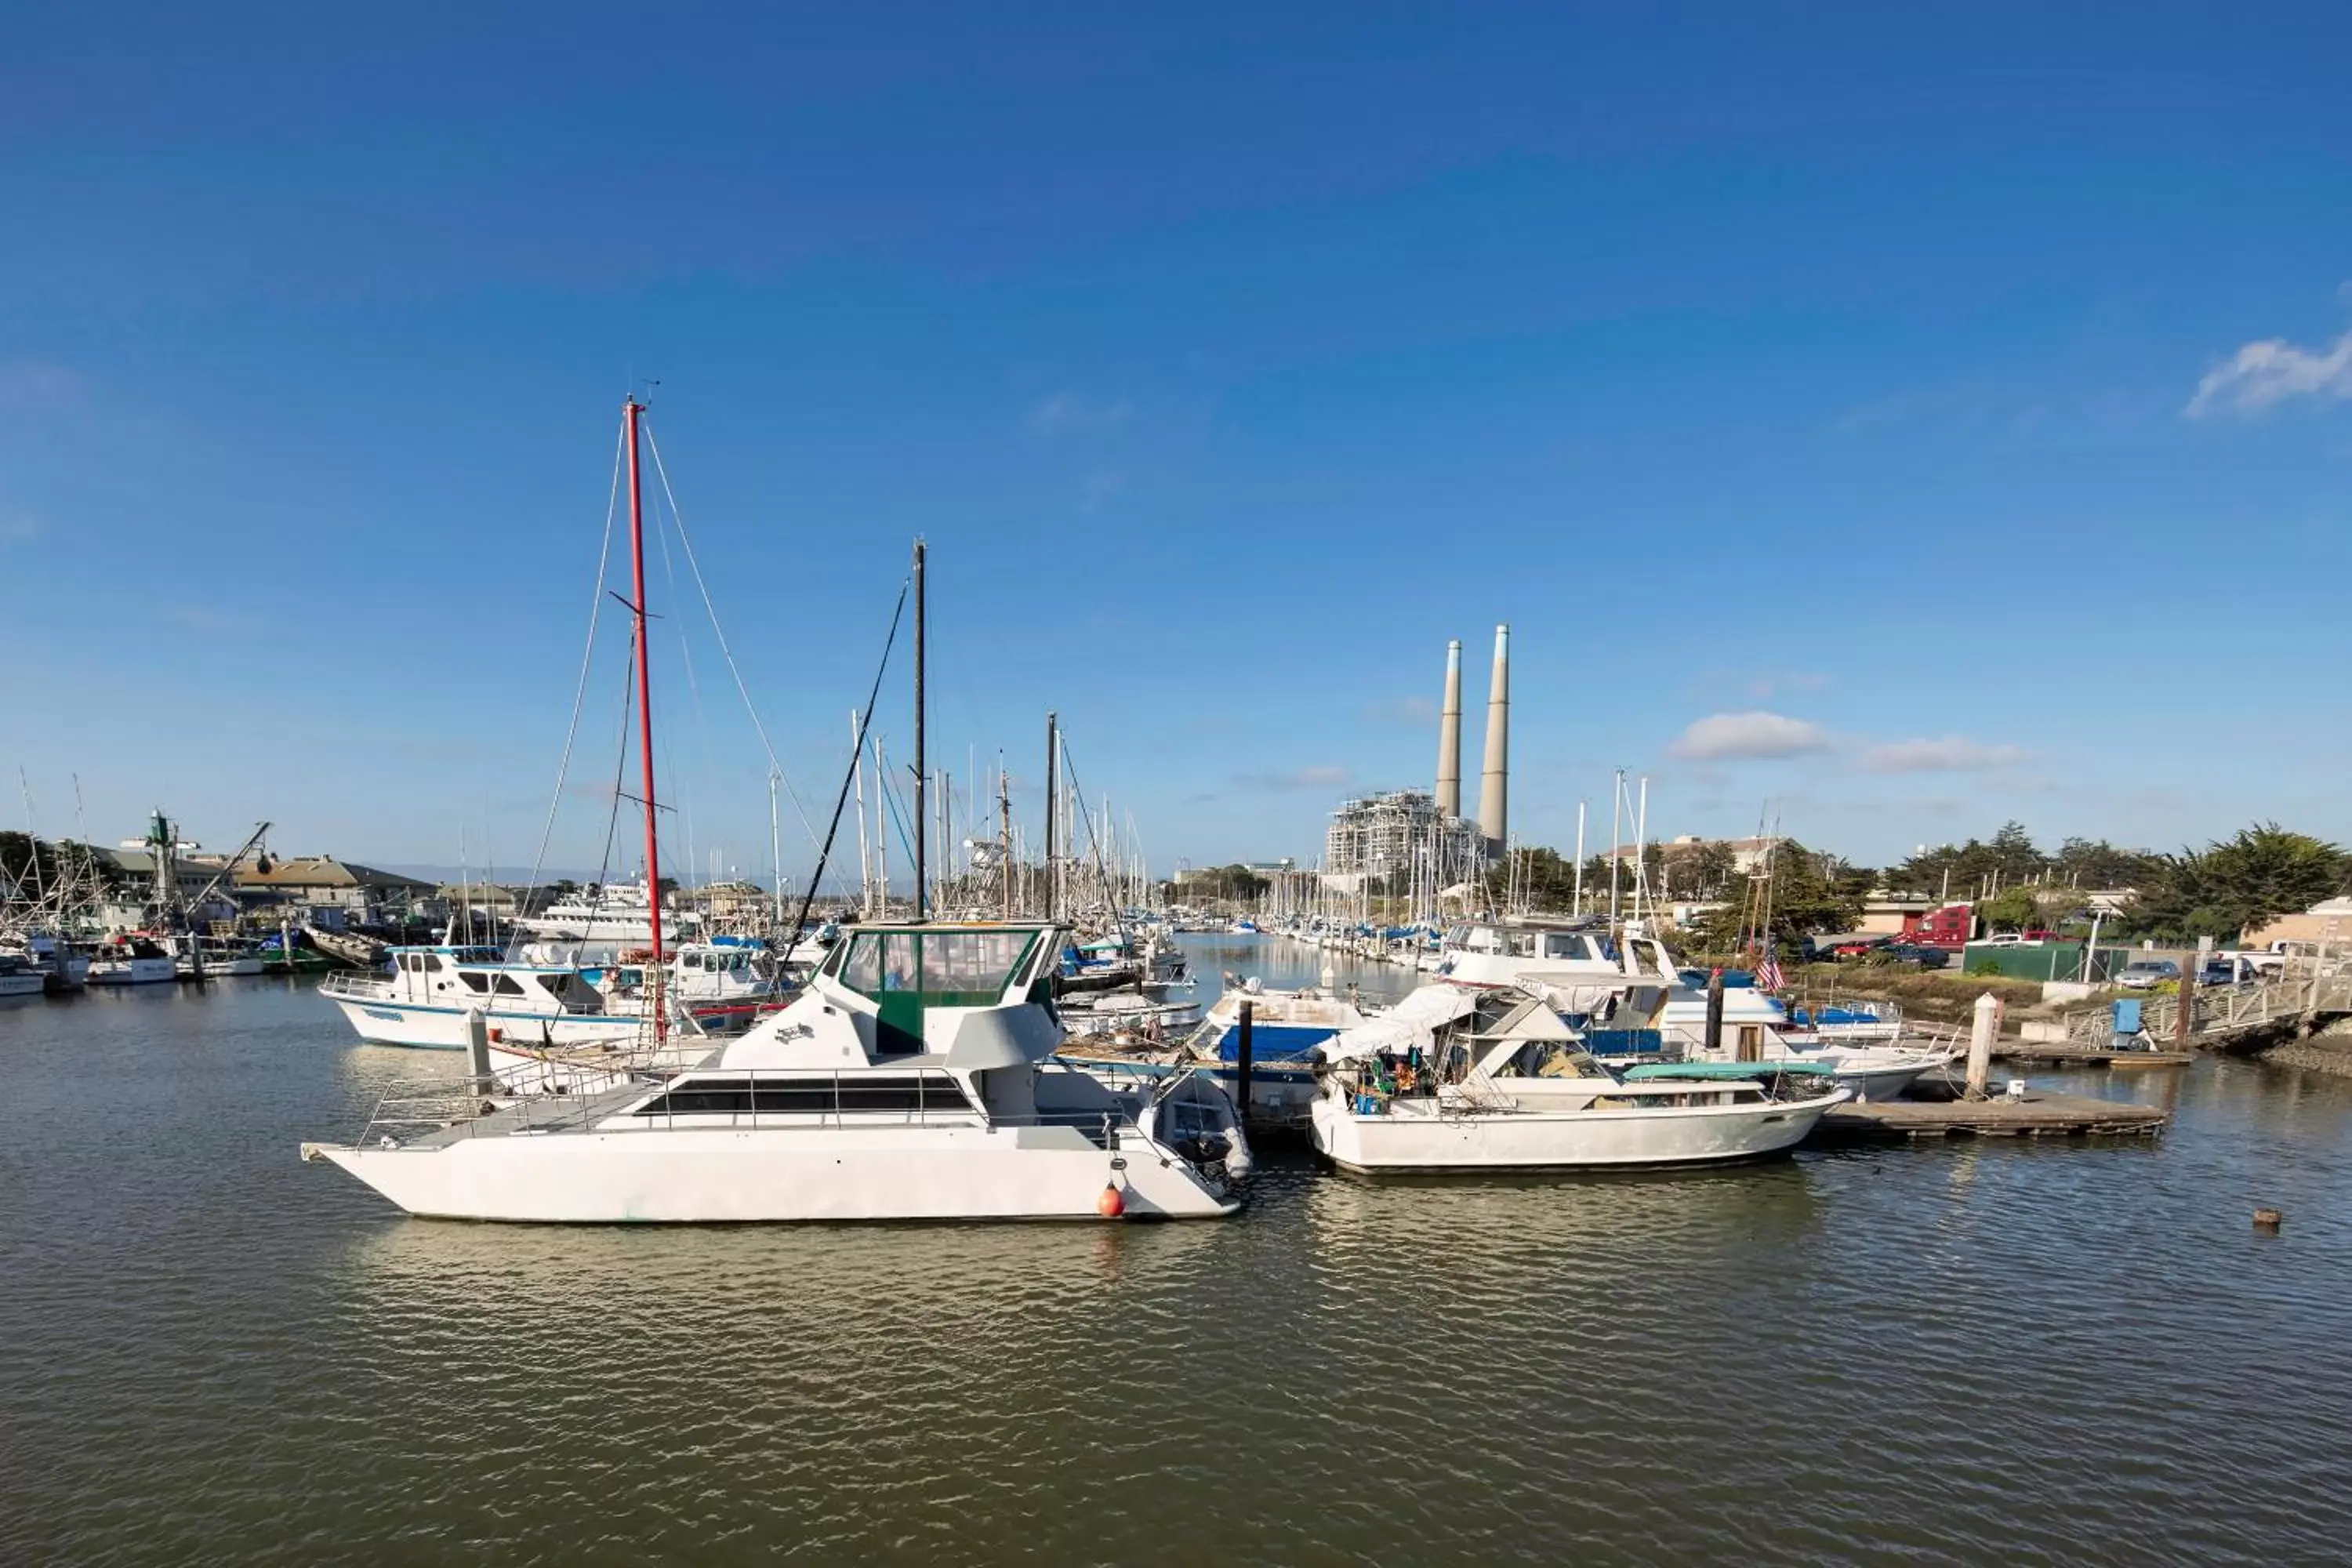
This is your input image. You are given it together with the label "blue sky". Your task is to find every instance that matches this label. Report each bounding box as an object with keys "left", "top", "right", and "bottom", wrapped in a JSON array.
[{"left": 5, "top": 2, "right": 2350, "bottom": 883}]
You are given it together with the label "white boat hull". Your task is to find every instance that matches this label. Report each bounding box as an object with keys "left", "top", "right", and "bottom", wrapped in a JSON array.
[
  {"left": 312, "top": 1123, "right": 1237, "bottom": 1222},
  {"left": 180, "top": 956, "right": 269, "bottom": 978},
  {"left": 1311, "top": 1091, "right": 1841, "bottom": 1173},
  {"left": 0, "top": 974, "right": 45, "bottom": 999},
  {"left": 327, "top": 996, "right": 645, "bottom": 1051},
  {"left": 87, "top": 956, "right": 179, "bottom": 986}
]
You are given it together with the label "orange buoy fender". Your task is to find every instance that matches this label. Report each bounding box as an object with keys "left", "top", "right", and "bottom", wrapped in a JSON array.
[{"left": 1096, "top": 1182, "right": 1126, "bottom": 1219}]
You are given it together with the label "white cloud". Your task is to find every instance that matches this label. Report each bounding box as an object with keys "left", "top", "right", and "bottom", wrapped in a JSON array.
[
  {"left": 1666, "top": 712, "right": 1829, "bottom": 762},
  {"left": 1863, "top": 736, "right": 2026, "bottom": 773},
  {"left": 1029, "top": 392, "right": 1131, "bottom": 435},
  {"left": 2185, "top": 327, "right": 2352, "bottom": 417}
]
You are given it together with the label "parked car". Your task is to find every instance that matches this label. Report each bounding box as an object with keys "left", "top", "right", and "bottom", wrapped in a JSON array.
[
  {"left": 1885, "top": 943, "right": 1951, "bottom": 970},
  {"left": 2200, "top": 957, "right": 2259, "bottom": 988},
  {"left": 2117, "top": 959, "right": 2180, "bottom": 989}
]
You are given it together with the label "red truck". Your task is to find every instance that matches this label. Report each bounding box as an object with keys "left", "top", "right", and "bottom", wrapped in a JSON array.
[{"left": 1900, "top": 902, "right": 1978, "bottom": 950}]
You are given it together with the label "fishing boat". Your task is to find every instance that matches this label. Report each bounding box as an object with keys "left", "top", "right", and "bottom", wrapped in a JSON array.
[
  {"left": 4, "top": 935, "right": 89, "bottom": 993},
  {"left": 86, "top": 935, "right": 178, "bottom": 985},
  {"left": 173, "top": 935, "right": 269, "bottom": 978},
  {"left": 1307, "top": 985, "right": 1846, "bottom": 1173},
  {"left": 0, "top": 954, "right": 45, "bottom": 999},
  {"left": 319, "top": 946, "right": 650, "bottom": 1050},
  {"left": 302, "top": 919, "right": 1246, "bottom": 1222}
]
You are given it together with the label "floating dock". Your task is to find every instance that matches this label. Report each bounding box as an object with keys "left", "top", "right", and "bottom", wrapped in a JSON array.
[
  {"left": 1991, "top": 1040, "right": 2194, "bottom": 1069},
  {"left": 1819, "top": 1074, "right": 2169, "bottom": 1142}
]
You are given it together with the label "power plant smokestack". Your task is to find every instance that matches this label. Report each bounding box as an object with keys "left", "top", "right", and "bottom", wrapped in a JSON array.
[
  {"left": 1478, "top": 624, "right": 1508, "bottom": 856},
  {"left": 1436, "top": 640, "right": 1463, "bottom": 818}
]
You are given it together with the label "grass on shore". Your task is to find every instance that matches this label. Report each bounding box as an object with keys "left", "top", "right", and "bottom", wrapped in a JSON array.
[{"left": 1783, "top": 962, "right": 2052, "bottom": 1025}]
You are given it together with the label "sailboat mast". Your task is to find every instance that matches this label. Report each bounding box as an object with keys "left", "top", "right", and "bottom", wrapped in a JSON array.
[
  {"left": 913, "top": 538, "right": 927, "bottom": 921},
  {"left": 625, "top": 397, "right": 666, "bottom": 1041}
]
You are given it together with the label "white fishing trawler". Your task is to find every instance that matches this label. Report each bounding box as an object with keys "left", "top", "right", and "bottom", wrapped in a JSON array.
[
  {"left": 302, "top": 920, "right": 1246, "bottom": 1222},
  {"left": 1308, "top": 985, "right": 1847, "bottom": 1173}
]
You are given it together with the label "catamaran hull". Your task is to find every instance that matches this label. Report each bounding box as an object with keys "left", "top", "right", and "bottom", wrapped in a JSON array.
[
  {"left": 1310, "top": 1094, "right": 1840, "bottom": 1174},
  {"left": 1060, "top": 1052, "right": 1321, "bottom": 1126},
  {"left": 326, "top": 996, "right": 646, "bottom": 1052},
  {"left": 310, "top": 1127, "right": 1239, "bottom": 1222}
]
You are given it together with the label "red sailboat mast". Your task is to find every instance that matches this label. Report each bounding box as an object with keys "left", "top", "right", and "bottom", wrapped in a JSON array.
[{"left": 624, "top": 397, "right": 666, "bottom": 1042}]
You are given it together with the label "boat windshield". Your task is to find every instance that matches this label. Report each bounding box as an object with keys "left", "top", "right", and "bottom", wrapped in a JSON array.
[
  {"left": 1490, "top": 1042, "right": 1616, "bottom": 1080},
  {"left": 833, "top": 929, "right": 1040, "bottom": 1005}
]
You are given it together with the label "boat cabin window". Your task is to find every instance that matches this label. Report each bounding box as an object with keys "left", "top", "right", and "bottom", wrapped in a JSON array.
[
  {"left": 1508, "top": 932, "right": 1539, "bottom": 958},
  {"left": 831, "top": 929, "right": 1038, "bottom": 1006},
  {"left": 1448, "top": 924, "right": 1504, "bottom": 953},
  {"left": 633, "top": 1073, "right": 975, "bottom": 1117},
  {"left": 1541, "top": 932, "right": 1595, "bottom": 960}
]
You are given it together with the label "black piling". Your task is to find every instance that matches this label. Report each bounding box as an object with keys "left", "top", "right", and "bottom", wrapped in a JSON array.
[{"left": 1235, "top": 1000, "right": 1254, "bottom": 1120}]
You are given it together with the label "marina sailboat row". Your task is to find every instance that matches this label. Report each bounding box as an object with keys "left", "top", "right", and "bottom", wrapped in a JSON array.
[{"left": 294, "top": 396, "right": 1956, "bottom": 1224}]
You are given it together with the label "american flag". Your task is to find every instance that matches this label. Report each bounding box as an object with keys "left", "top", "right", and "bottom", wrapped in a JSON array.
[{"left": 1757, "top": 953, "right": 1786, "bottom": 992}]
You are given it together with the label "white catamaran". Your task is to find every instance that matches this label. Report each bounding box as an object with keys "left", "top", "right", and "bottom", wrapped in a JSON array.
[{"left": 303, "top": 920, "right": 1246, "bottom": 1222}]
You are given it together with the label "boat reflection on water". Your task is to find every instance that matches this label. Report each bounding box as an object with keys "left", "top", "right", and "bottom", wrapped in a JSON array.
[{"left": 331, "top": 1197, "right": 1233, "bottom": 1349}]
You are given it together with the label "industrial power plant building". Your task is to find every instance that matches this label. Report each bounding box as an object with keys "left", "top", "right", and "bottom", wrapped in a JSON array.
[
  {"left": 1323, "top": 789, "right": 1484, "bottom": 878},
  {"left": 1322, "top": 626, "right": 1508, "bottom": 887}
]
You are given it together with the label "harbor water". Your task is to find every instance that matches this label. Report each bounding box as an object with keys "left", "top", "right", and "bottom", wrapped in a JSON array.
[{"left": 6, "top": 936, "right": 2352, "bottom": 1564}]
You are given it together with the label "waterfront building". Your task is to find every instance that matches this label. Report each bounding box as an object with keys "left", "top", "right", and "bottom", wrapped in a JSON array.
[{"left": 233, "top": 855, "right": 437, "bottom": 927}]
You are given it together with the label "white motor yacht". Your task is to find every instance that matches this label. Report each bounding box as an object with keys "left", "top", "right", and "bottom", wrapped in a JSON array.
[
  {"left": 514, "top": 879, "right": 704, "bottom": 949},
  {"left": 1308, "top": 985, "right": 1846, "bottom": 1174},
  {"left": 301, "top": 920, "right": 1246, "bottom": 1223},
  {"left": 1439, "top": 917, "right": 1949, "bottom": 1102}
]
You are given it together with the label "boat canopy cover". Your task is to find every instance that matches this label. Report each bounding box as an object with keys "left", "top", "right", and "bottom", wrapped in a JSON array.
[{"left": 1315, "top": 985, "right": 1478, "bottom": 1065}]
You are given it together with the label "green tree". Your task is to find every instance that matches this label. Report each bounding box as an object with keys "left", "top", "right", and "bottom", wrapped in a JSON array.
[
  {"left": 1979, "top": 885, "right": 2040, "bottom": 931},
  {"left": 2053, "top": 837, "right": 2162, "bottom": 889},
  {"left": 2126, "top": 823, "right": 2350, "bottom": 942},
  {"left": 1686, "top": 840, "right": 1864, "bottom": 954}
]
